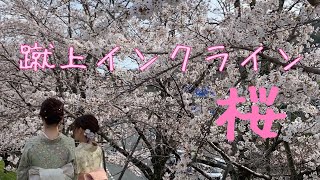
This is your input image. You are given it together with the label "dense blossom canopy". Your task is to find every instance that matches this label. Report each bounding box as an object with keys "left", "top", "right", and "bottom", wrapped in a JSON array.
[{"left": 0, "top": 0, "right": 319, "bottom": 179}]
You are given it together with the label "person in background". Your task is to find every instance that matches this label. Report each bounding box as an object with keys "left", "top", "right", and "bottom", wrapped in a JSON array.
[
  {"left": 73, "top": 114, "right": 108, "bottom": 180},
  {"left": 17, "top": 97, "right": 75, "bottom": 180}
]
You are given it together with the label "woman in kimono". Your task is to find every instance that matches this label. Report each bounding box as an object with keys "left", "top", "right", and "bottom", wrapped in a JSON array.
[
  {"left": 73, "top": 114, "right": 108, "bottom": 180},
  {"left": 17, "top": 97, "right": 75, "bottom": 180}
]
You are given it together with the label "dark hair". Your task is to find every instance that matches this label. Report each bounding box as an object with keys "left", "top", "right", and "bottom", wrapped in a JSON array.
[
  {"left": 74, "top": 114, "right": 99, "bottom": 133},
  {"left": 39, "top": 98, "right": 64, "bottom": 125}
]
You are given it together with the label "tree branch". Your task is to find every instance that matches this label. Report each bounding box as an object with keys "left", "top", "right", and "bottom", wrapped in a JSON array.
[
  {"left": 118, "top": 136, "right": 142, "bottom": 180},
  {"left": 207, "top": 141, "right": 272, "bottom": 180},
  {"left": 98, "top": 132, "right": 154, "bottom": 179},
  {"left": 283, "top": 141, "right": 298, "bottom": 180},
  {"left": 189, "top": 163, "right": 214, "bottom": 180}
]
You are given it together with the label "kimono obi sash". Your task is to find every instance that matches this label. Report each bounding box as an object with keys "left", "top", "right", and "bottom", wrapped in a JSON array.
[{"left": 28, "top": 162, "right": 74, "bottom": 180}]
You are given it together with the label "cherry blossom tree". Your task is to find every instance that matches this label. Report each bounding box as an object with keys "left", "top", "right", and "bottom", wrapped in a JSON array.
[{"left": 0, "top": 0, "right": 319, "bottom": 179}]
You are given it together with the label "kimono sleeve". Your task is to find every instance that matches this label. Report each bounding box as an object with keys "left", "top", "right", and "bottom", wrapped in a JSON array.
[
  {"left": 65, "top": 137, "right": 76, "bottom": 164},
  {"left": 17, "top": 141, "right": 33, "bottom": 180},
  {"left": 100, "top": 147, "right": 105, "bottom": 170}
]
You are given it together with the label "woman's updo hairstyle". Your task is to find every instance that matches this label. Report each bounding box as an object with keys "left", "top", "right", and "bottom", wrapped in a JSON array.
[
  {"left": 39, "top": 98, "right": 64, "bottom": 125},
  {"left": 74, "top": 114, "right": 99, "bottom": 133}
]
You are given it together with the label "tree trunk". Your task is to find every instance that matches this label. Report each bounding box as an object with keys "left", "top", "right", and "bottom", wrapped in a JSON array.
[{"left": 283, "top": 142, "right": 298, "bottom": 180}]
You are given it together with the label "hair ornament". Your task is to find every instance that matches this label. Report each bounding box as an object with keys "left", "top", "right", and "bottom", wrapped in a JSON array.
[{"left": 84, "top": 129, "right": 95, "bottom": 140}]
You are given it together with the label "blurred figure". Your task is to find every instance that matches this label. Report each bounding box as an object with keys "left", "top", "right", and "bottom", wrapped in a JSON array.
[
  {"left": 73, "top": 114, "right": 108, "bottom": 180},
  {"left": 17, "top": 97, "right": 75, "bottom": 180}
]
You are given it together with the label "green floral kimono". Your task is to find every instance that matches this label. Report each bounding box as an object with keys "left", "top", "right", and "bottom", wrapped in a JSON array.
[{"left": 17, "top": 132, "right": 75, "bottom": 180}]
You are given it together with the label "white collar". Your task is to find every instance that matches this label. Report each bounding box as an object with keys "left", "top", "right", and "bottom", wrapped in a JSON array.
[{"left": 42, "top": 131, "right": 60, "bottom": 140}]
